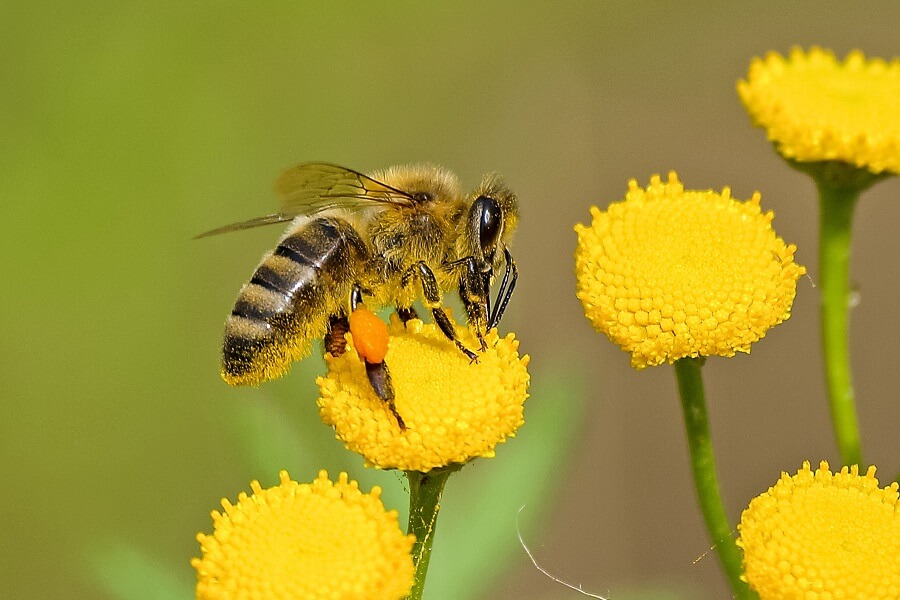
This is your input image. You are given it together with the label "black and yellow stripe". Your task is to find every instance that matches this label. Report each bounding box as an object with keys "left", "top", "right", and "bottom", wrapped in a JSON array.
[{"left": 222, "top": 217, "right": 367, "bottom": 385}]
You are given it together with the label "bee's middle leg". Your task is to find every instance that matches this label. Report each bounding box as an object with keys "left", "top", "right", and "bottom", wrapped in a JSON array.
[
  {"left": 396, "top": 306, "right": 418, "bottom": 325},
  {"left": 406, "top": 261, "right": 478, "bottom": 362}
]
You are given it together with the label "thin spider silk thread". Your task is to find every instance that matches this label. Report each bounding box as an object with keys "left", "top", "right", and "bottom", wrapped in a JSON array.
[{"left": 516, "top": 506, "right": 608, "bottom": 599}]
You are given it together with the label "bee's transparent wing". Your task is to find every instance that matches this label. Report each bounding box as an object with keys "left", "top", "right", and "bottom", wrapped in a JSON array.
[
  {"left": 194, "top": 213, "right": 301, "bottom": 238},
  {"left": 195, "top": 163, "right": 415, "bottom": 239},
  {"left": 274, "top": 163, "right": 416, "bottom": 211}
]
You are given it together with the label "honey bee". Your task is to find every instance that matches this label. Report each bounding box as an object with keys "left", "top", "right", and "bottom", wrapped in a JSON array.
[{"left": 198, "top": 163, "right": 518, "bottom": 426}]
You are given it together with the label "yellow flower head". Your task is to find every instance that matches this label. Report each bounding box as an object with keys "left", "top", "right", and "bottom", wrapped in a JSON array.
[
  {"left": 192, "top": 470, "right": 415, "bottom": 600},
  {"left": 739, "top": 47, "right": 900, "bottom": 175},
  {"left": 738, "top": 461, "right": 900, "bottom": 599},
  {"left": 318, "top": 316, "right": 529, "bottom": 472},
  {"left": 574, "top": 173, "right": 805, "bottom": 369}
]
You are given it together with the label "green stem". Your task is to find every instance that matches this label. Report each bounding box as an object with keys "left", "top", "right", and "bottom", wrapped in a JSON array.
[
  {"left": 405, "top": 465, "right": 460, "bottom": 600},
  {"left": 817, "top": 179, "right": 863, "bottom": 467},
  {"left": 673, "top": 358, "right": 757, "bottom": 600},
  {"left": 787, "top": 158, "right": 886, "bottom": 467}
]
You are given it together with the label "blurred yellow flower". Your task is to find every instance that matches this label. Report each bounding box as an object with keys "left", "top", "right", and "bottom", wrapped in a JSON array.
[
  {"left": 318, "top": 316, "right": 529, "bottom": 472},
  {"left": 193, "top": 470, "right": 414, "bottom": 600},
  {"left": 575, "top": 173, "right": 804, "bottom": 368},
  {"left": 739, "top": 47, "right": 900, "bottom": 175},
  {"left": 738, "top": 461, "right": 900, "bottom": 599}
]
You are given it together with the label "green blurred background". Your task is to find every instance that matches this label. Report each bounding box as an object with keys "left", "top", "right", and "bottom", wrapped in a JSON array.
[{"left": 2, "top": 2, "right": 899, "bottom": 598}]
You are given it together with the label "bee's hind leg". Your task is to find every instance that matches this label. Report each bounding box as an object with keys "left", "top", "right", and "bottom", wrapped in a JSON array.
[
  {"left": 325, "top": 311, "right": 402, "bottom": 428},
  {"left": 325, "top": 283, "right": 365, "bottom": 357},
  {"left": 325, "top": 315, "right": 350, "bottom": 357},
  {"left": 365, "top": 361, "right": 405, "bottom": 429},
  {"left": 346, "top": 283, "right": 406, "bottom": 429}
]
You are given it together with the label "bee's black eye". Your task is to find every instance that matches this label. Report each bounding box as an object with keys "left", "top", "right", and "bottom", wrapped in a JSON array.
[{"left": 473, "top": 195, "right": 502, "bottom": 258}]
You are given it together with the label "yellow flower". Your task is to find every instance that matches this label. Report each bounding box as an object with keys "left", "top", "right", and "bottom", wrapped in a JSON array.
[
  {"left": 192, "top": 470, "right": 415, "bottom": 600},
  {"left": 738, "top": 461, "right": 900, "bottom": 599},
  {"left": 318, "top": 316, "right": 529, "bottom": 472},
  {"left": 574, "top": 173, "right": 805, "bottom": 369},
  {"left": 738, "top": 47, "right": 900, "bottom": 175}
]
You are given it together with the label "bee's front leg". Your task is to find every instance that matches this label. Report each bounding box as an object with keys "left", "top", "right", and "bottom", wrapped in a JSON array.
[
  {"left": 488, "top": 246, "right": 517, "bottom": 329},
  {"left": 458, "top": 257, "right": 490, "bottom": 351}
]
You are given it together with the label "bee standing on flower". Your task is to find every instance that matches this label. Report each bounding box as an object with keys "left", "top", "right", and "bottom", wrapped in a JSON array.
[{"left": 197, "top": 163, "right": 519, "bottom": 426}]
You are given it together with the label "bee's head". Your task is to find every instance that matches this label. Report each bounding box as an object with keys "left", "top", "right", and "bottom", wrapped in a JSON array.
[
  {"left": 460, "top": 174, "right": 519, "bottom": 330},
  {"left": 465, "top": 174, "right": 518, "bottom": 267}
]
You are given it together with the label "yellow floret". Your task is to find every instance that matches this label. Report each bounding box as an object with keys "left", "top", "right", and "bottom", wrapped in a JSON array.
[
  {"left": 738, "top": 461, "right": 900, "bottom": 599},
  {"left": 318, "top": 317, "right": 530, "bottom": 472},
  {"left": 739, "top": 46, "right": 900, "bottom": 175},
  {"left": 574, "top": 172, "right": 805, "bottom": 368},
  {"left": 192, "top": 470, "right": 415, "bottom": 600}
]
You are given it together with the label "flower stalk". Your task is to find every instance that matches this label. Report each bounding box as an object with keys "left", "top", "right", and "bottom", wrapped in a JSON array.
[
  {"left": 405, "top": 465, "right": 460, "bottom": 600},
  {"left": 791, "top": 159, "right": 887, "bottom": 467},
  {"left": 739, "top": 46, "right": 900, "bottom": 468},
  {"left": 673, "top": 358, "right": 757, "bottom": 600},
  {"left": 816, "top": 177, "right": 863, "bottom": 468}
]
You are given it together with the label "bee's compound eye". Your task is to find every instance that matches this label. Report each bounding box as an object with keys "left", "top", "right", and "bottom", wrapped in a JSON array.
[{"left": 474, "top": 195, "right": 502, "bottom": 258}]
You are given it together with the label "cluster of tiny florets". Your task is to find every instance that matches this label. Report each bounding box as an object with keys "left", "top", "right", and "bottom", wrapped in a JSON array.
[
  {"left": 575, "top": 172, "right": 805, "bottom": 368},
  {"left": 739, "top": 46, "right": 900, "bottom": 175},
  {"left": 193, "top": 470, "right": 415, "bottom": 600},
  {"left": 318, "top": 317, "right": 530, "bottom": 472},
  {"left": 738, "top": 461, "right": 900, "bottom": 599}
]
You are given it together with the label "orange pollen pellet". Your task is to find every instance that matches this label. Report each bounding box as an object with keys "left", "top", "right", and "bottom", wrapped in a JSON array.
[{"left": 349, "top": 305, "right": 389, "bottom": 364}]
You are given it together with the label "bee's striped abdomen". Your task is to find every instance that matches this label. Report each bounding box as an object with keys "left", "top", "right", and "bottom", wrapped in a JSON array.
[{"left": 222, "top": 217, "right": 367, "bottom": 385}]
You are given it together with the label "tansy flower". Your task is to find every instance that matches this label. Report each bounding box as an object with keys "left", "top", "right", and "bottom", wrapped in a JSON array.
[
  {"left": 738, "top": 47, "right": 900, "bottom": 175},
  {"left": 574, "top": 173, "right": 805, "bottom": 369},
  {"left": 738, "top": 461, "right": 900, "bottom": 599},
  {"left": 317, "top": 316, "right": 529, "bottom": 472},
  {"left": 192, "top": 470, "right": 415, "bottom": 600}
]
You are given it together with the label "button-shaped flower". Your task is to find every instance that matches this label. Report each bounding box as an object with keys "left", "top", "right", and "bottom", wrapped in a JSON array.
[
  {"left": 193, "top": 470, "right": 415, "bottom": 600},
  {"left": 738, "top": 461, "right": 900, "bottom": 599},
  {"left": 739, "top": 47, "right": 900, "bottom": 175},
  {"left": 575, "top": 172, "right": 805, "bottom": 368},
  {"left": 318, "top": 316, "right": 529, "bottom": 472}
]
